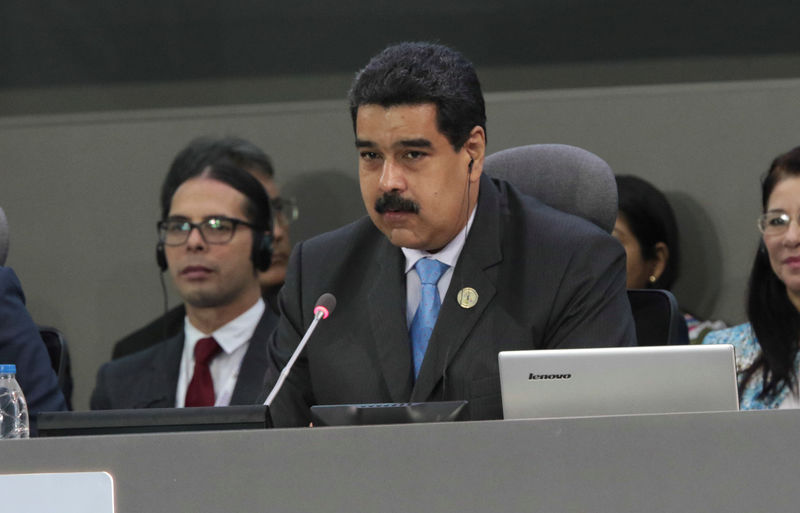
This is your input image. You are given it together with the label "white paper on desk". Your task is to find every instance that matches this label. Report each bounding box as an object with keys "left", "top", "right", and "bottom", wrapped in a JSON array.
[{"left": 0, "top": 471, "right": 114, "bottom": 512}]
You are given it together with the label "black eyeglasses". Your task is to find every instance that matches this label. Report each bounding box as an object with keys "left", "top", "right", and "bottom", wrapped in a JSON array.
[{"left": 157, "top": 216, "right": 260, "bottom": 246}]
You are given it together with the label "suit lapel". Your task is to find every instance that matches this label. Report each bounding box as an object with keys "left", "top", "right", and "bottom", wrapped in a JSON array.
[
  {"left": 231, "top": 308, "right": 278, "bottom": 404},
  {"left": 412, "top": 175, "right": 503, "bottom": 401},
  {"left": 368, "top": 239, "right": 414, "bottom": 402},
  {"left": 137, "top": 334, "right": 183, "bottom": 408}
]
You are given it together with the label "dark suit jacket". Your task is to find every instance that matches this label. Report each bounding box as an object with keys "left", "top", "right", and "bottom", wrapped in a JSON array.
[
  {"left": 91, "top": 308, "right": 277, "bottom": 409},
  {"left": 111, "top": 305, "right": 186, "bottom": 360},
  {"left": 266, "top": 175, "right": 635, "bottom": 427},
  {"left": 111, "top": 292, "right": 280, "bottom": 360},
  {"left": 0, "top": 267, "right": 68, "bottom": 414}
]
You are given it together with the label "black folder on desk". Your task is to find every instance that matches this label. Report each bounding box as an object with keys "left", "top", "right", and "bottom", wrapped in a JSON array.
[{"left": 36, "top": 405, "right": 271, "bottom": 437}]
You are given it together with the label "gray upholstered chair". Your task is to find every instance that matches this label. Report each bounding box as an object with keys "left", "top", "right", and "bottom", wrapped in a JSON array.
[
  {"left": 485, "top": 144, "right": 687, "bottom": 345},
  {"left": 38, "top": 325, "right": 74, "bottom": 409},
  {"left": 626, "top": 289, "right": 689, "bottom": 345},
  {"left": 0, "top": 206, "right": 9, "bottom": 266},
  {"left": 483, "top": 143, "right": 617, "bottom": 234}
]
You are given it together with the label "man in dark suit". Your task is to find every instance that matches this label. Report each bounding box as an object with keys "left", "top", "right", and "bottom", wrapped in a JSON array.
[
  {"left": 110, "top": 136, "right": 295, "bottom": 359},
  {"left": 91, "top": 162, "right": 276, "bottom": 409},
  {"left": 0, "top": 266, "right": 68, "bottom": 414},
  {"left": 266, "top": 42, "right": 636, "bottom": 427}
]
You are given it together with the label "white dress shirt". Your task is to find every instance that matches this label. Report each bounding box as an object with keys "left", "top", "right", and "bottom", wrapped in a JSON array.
[
  {"left": 402, "top": 207, "right": 477, "bottom": 327},
  {"left": 175, "top": 298, "right": 265, "bottom": 407}
]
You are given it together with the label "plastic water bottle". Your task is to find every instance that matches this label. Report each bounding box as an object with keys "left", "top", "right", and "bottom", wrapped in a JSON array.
[{"left": 0, "top": 364, "right": 30, "bottom": 439}]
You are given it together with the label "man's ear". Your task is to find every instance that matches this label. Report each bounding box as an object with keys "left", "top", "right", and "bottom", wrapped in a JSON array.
[{"left": 464, "top": 125, "right": 485, "bottom": 183}]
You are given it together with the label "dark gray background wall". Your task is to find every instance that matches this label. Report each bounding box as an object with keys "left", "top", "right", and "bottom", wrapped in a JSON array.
[
  {"left": 1, "top": 2, "right": 800, "bottom": 409},
  {"left": 3, "top": 0, "right": 800, "bottom": 116},
  {"left": 8, "top": 0, "right": 799, "bottom": 92}
]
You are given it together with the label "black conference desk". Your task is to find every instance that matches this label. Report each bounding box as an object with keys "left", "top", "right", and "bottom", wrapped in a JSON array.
[{"left": 1, "top": 410, "right": 797, "bottom": 512}]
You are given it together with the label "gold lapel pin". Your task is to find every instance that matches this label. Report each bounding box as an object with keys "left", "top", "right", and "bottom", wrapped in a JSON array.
[{"left": 457, "top": 287, "right": 479, "bottom": 309}]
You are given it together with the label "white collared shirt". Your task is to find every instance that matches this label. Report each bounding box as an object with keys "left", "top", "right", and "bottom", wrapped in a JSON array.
[
  {"left": 402, "top": 207, "right": 477, "bottom": 327},
  {"left": 175, "top": 298, "right": 265, "bottom": 407}
]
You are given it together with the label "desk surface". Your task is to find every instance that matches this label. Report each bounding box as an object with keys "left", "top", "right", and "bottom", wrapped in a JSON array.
[{"left": 0, "top": 410, "right": 795, "bottom": 512}]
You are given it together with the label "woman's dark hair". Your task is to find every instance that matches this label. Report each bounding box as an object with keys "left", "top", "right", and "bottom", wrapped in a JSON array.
[
  {"left": 742, "top": 145, "right": 800, "bottom": 400},
  {"left": 615, "top": 175, "right": 680, "bottom": 290}
]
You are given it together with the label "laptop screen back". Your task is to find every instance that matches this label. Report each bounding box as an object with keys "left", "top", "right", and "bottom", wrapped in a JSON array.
[{"left": 499, "top": 345, "right": 739, "bottom": 419}]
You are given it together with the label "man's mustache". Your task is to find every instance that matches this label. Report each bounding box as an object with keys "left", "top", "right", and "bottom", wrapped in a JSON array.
[{"left": 374, "top": 192, "right": 420, "bottom": 214}]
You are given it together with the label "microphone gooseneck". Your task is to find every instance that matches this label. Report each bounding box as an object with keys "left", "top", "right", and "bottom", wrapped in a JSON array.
[{"left": 264, "top": 293, "right": 337, "bottom": 407}]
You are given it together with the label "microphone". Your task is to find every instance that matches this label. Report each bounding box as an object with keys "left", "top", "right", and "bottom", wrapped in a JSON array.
[
  {"left": 263, "top": 293, "right": 336, "bottom": 407},
  {"left": 313, "top": 292, "right": 336, "bottom": 319}
]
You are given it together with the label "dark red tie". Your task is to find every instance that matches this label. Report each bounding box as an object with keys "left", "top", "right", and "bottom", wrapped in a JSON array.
[{"left": 184, "top": 337, "right": 221, "bottom": 407}]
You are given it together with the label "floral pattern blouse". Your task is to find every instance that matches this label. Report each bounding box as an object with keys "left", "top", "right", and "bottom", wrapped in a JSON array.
[{"left": 704, "top": 322, "right": 798, "bottom": 409}]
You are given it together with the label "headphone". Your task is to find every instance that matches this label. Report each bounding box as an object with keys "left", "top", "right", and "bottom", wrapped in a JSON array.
[
  {"left": 156, "top": 230, "right": 273, "bottom": 272},
  {"left": 251, "top": 232, "right": 274, "bottom": 271},
  {"left": 468, "top": 157, "right": 474, "bottom": 173}
]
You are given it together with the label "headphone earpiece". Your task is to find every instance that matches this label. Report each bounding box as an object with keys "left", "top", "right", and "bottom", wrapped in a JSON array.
[
  {"left": 156, "top": 242, "right": 168, "bottom": 272},
  {"left": 468, "top": 158, "right": 474, "bottom": 173},
  {"left": 252, "top": 231, "right": 273, "bottom": 272}
]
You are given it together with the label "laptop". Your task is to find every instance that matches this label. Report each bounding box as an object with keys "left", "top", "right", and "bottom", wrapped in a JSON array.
[{"left": 499, "top": 344, "right": 739, "bottom": 419}]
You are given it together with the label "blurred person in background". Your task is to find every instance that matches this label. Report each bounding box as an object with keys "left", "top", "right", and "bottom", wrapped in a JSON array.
[
  {"left": 705, "top": 146, "right": 800, "bottom": 409},
  {"left": 613, "top": 174, "right": 725, "bottom": 343},
  {"left": 0, "top": 205, "right": 68, "bottom": 415},
  {"left": 0, "top": 266, "right": 68, "bottom": 414},
  {"left": 112, "top": 136, "right": 296, "bottom": 360},
  {"left": 92, "top": 162, "right": 276, "bottom": 409}
]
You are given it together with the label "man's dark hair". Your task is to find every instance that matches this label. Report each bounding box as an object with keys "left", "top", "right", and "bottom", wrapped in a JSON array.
[
  {"left": 347, "top": 42, "right": 486, "bottom": 150},
  {"left": 742, "top": 145, "right": 800, "bottom": 401},
  {"left": 615, "top": 175, "right": 680, "bottom": 290},
  {"left": 162, "top": 161, "right": 273, "bottom": 233},
  {"left": 160, "top": 136, "right": 274, "bottom": 220}
]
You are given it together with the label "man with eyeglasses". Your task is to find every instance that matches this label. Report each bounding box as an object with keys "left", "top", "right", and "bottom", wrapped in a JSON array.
[
  {"left": 110, "top": 137, "right": 297, "bottom": 360},
  {"left": 91, "top": 162, "right": 276, "bottom": 409}
]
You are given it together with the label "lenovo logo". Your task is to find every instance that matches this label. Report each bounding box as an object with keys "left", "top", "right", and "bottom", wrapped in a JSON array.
[{"left": 528, "top": 373, "right": 572, "bottom": 380}]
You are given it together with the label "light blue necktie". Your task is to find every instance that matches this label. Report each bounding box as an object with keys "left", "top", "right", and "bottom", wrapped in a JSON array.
[{"left": 410, "top": 258, "right": 450, "bottom": 379}]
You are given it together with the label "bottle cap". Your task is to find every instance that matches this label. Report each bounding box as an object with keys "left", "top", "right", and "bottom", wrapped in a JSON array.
[{"left": 0, "top": 364, "right": 17, "bottom": 374}]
